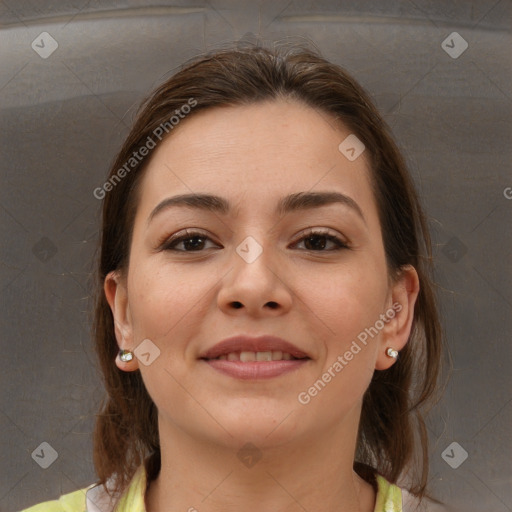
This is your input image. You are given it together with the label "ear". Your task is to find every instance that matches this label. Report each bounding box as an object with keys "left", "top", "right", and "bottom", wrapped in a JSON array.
[
  {"left": 375, "top": 265, "right": 420, "bottom": 370},
  {"left": 104, "top": 270, "right": 139, "bottom": 372}
]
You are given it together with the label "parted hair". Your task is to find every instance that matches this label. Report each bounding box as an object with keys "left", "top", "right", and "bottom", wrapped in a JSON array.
[{"left": 92, "top": 42, "right": 445, "bottom": 505}]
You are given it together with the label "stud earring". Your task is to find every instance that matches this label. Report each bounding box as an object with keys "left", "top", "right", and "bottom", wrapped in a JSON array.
[
  {"left": 119, "top": 349, "right": 134, "bottom": 362},
  {"left": 386, "top": 348, "right": 399, "bottom": 359}
]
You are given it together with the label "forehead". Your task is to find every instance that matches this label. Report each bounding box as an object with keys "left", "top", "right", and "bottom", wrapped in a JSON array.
[{"left": 134, "top": 99, "right": 377, "bottom": 223}]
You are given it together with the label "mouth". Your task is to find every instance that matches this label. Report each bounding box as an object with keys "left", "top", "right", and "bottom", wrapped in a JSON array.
[
  {"left": 203, "top": 350, "right": 307, "bottom": 362},
  {"left": 199, "top": 335, "right": 311, "bottom": 380}
]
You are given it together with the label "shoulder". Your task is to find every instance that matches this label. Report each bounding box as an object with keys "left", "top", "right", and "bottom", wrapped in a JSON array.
[
  {"left": 19, "top": 486, "right": 91, "bottom": 512},
  {"left": 375, "top": 475, "right": 454, "bottom": 512},
  {"left": 374, "top": 473, "right": 402, "bottom": 511},
  {"left": 19, "top": 463, "right": 148, "bottom": 512}
]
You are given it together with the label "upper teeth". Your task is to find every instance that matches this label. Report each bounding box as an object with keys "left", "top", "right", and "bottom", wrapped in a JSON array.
[{"left": 215, "top": 351, "right": 293, "bottom": 362}]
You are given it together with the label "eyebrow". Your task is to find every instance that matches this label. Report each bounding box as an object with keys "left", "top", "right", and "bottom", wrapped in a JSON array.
[{"left": 147, "top": 191, "right": 367, "bottom": 225}]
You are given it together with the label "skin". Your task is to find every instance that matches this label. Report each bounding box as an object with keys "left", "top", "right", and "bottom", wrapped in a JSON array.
[{"left": 105, "top": 98, "right": 420, "bottom": 512}]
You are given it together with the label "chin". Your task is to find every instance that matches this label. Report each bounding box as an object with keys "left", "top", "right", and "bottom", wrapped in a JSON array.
[{"left": 209, "top": 408, "right": 304, "bottom": 448}]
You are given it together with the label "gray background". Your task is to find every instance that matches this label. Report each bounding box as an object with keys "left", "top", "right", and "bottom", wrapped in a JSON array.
[{"left": 1, "top": 1, "right": 511, "bottom": 511}]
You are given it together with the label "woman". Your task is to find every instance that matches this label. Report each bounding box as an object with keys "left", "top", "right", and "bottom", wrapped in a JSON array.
[{"left": 22, "top": 43, "right": 447, "bottom": 512}]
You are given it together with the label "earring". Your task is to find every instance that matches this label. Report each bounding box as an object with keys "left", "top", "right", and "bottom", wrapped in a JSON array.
[
  {"left": 119, "top": 349, "right": 134, "bottom": 362},
  {"left": 386, "top": 348, "right": 399, "bottom": 359}
]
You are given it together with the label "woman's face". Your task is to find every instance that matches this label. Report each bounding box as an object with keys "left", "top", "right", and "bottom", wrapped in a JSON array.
[{"left": 106, "top": 98, "right": 418, "bottom": 448}]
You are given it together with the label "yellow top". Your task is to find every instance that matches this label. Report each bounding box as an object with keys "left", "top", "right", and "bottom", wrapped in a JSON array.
[{"left": 20, "top": 464, "right": 405, "bottom": 512}]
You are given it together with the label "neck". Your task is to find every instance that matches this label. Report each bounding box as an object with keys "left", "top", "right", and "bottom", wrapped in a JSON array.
[{"left": 145, "top": 415, "right": 375, "bottom": 512}]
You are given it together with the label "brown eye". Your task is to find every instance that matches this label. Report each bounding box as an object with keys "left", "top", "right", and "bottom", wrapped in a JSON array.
[
  {"left": 162, "top": 230, "right": 220, "bottom": 252},
  {"left": 291, "top": 229, "right": 349, "bottom": 252}
]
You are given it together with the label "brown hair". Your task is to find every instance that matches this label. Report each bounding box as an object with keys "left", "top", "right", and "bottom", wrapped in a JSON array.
[{"left": 92, "top": 42, "right": 445, "bottom": 504}]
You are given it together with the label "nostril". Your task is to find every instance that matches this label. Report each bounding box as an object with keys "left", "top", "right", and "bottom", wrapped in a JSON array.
[{"left": 229, "top": 301, "right": 278, "bottom": 309}]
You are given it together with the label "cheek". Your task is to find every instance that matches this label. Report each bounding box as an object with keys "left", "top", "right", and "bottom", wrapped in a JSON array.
[
  {"left": 303, "top": 270, "right": 383, "bottom": 412},
  {"left": 127, "top": 263, "right": 207, "bottom": 341},
  {"left": 304, "top": 260, "right": 388, "bottom": 343}
]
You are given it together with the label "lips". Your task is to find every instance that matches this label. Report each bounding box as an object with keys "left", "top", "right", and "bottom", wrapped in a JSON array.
[{"left": 199, "top": 335, "right": 310, "bottom": 361}]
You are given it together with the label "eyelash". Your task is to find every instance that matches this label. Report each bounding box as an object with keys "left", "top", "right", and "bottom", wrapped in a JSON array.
[{"left": 160, "top": 228, "right": 350, "bottom": 253}]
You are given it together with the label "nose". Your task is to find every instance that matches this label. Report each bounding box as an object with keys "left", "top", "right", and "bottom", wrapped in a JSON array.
[{"left": 217, "top": 236, "right": 293, "bottom": 317}]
